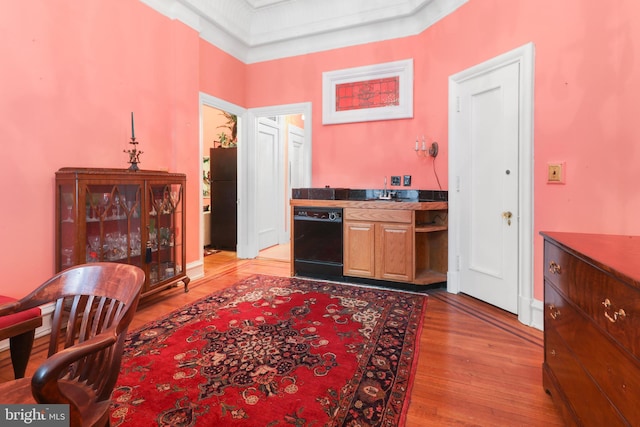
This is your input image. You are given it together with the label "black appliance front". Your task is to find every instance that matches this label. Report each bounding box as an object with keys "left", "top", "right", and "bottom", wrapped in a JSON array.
[{"left": 293, "top": 207, "right": 343, "bottom": 280}]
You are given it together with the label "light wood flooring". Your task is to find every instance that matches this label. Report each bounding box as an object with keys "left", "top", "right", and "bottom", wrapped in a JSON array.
[{"left": 0, "top": 251, "right": 564, "bottom": 426}]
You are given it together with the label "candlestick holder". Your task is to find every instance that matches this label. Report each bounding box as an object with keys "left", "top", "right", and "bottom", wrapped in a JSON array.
[{"left": 124, "top": 137, "right": 143, "bottom": 171}]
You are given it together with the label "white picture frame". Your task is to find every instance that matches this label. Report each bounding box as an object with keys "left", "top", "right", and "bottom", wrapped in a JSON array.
[{"left": 322, "top": 58, "right": 413, "bottom": 125}]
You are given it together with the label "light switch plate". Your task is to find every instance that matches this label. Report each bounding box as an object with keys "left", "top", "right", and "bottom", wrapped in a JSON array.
[
  {"left": 547, "top": 162, "right": 565, "bottom": 184},
  {"left": 403, "top": 175, "right": 411, "bottom": 186}
]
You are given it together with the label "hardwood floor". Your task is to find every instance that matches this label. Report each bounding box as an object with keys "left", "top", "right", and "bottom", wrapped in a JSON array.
[{"left": 0, "top": 252, "right": 564, "bottom": 426}]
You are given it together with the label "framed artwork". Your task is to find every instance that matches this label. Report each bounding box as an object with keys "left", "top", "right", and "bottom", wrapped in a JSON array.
[{"left": 322, "top": 58, "right": 413, "bottom": 124}]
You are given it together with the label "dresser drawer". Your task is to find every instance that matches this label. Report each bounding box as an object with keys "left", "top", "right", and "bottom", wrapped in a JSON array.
[
  {"left": 344, "top": 208, "right": 412, "bottom": 223},
  {"left": 544, "top": 240, "right": 640, "bottom": 358},
  {"left": 545, "top": 282, "right": 640, "bottom": 424},
  {"left": 544, "top": 325, "right": 627, "bottom": 427}
]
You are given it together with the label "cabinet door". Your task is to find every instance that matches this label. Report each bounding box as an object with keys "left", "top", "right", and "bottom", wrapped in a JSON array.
[
  {"left": 83, "top": 183, "right": 143, "bottom": 269},
  {"left": 343, "top": 221, "right": 375, "bottom": 278},
  {"left": 377, "top": 223, "right": 414, "bottom": 282},
  {"left": 147, "top": 182, "right": 184, "bottom": 289}
]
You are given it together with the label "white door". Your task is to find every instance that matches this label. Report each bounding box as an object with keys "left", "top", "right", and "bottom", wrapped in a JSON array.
[
  {"left": 285, "top": 124, "right": 305, "bottom": 240},
  {"left": 256, "top": 117, "right": 281, "bottom": 250},
  {"left": 454, "top": 61, "right": 520, "bottom": 314}
]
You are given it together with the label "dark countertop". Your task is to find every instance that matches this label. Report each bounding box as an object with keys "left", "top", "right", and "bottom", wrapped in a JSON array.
[
  {"left": 290, "top": 198, "right": 447, "bottom": 210},
  {"left": 291, "top": 188, "right": 448, "bottom": 203}
]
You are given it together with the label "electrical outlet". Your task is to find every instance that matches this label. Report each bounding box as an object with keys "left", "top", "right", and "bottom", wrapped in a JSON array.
[
  {"left": 403, "top": 175, "right": 412, "bottom": 186},
  {"left": 391, "top": 176, "right": 401, "bottom": 186}
]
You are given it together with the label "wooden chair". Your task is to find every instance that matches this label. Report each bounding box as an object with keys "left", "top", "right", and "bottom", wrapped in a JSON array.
[{"left": 0, "top": 263, "right": 145, "bottom": 427}]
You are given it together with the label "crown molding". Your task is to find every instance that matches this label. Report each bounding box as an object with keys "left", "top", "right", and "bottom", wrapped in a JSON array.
[{"left": 139, "top": 0, "right": 468, "bottom": 64}]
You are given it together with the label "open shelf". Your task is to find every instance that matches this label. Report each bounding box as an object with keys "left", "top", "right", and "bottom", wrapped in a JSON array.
[
  {"left": 415, "top": 224, "right": 448, "bottom": 233},
  {"left": 414, "top": 208, "right": 448, "bottom": 286},
  {"left": 413, "top": 269, "right": 447, "bottom": 285}
]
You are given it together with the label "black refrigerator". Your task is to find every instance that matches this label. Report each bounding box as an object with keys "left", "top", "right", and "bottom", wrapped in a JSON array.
[{"left": 210, "top": 147, "right": 237, "bottom": 250}]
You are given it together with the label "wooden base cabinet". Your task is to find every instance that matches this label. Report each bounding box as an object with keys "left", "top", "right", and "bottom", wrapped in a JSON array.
[
  {"left": 541, "top": 232, "right": 640, "bottom": 426},
  {"left": 55, "top": 168, "right": 190, "bottom": 298},
  {"left": 343, "top": 208, "right": 414, "bottom": 283}
]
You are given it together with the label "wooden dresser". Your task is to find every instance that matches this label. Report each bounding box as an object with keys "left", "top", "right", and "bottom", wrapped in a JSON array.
[{"left": 541, "top": 232, "right": 640, "bottom": 426}]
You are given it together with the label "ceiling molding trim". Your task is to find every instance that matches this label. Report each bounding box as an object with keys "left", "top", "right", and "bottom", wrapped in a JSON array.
[
  {"left": 139, "top": 0, "right": 202, "bottom": 32},
  {"left": 244, "top": 0, "right": 291, "bottom": 9},
  {"left": 139, "top": 0, "right": 468, "bottom": 64}
]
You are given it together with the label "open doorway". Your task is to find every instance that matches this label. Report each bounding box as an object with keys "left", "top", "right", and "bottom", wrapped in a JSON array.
[
  {"left": 199, "top": 95, "right": 312, "bottom": 266},
  {"left": 199, "top": 94, "right": 245, "bottom": 267},
  {"left": 202, "top": 105, "right": 237, "bottom": 255},
  {"left": 254, "top": 114, "right": 306, "bottom": 254},
  {"left": 248, "top": 103, "right": 313, "bottom": 260}
]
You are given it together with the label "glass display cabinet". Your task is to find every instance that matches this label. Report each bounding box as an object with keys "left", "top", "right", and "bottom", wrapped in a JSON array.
[{"left": 55, "top": 168, "right": 189, "bottom": 297}]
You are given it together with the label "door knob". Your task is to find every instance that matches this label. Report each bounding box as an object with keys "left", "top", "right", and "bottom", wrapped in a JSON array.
[{"left": 502, "top": 211, "right": 513, "bottom": 226}]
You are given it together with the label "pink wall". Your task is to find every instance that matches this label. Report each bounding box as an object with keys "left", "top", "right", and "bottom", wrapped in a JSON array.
[
  {"left": 3, "top": 0, "right": 639, "bottom": 302},
  {"left": 245, "top": 0, "right": 640, "bottom": 300},
  {"left": 0, "top": 0, "right": 208, "bottom": 297}
]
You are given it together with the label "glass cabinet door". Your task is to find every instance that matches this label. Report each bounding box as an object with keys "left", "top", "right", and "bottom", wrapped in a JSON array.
[
  {"left": 57, "top": 183, "right": 78, "bottom": 270},
  {"left": 85, "top": 184, "right": 142, "bottom": 267},
  {"left": 147, "top": 183, "right": 183, "bottom": 287}
]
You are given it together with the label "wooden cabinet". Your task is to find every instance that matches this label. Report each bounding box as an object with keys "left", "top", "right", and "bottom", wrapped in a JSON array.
[
  {"left": 290, "top": 198, "right": 448, "bottom": 286},
  {"left": 541, "top": 232, "right": 640, "bottom": 426},
  {"left": 344, "top": 208, "right": 413, "bottom": 282},
  {"left": 55, "top": 168, "right": 190, "bottom": 298}
]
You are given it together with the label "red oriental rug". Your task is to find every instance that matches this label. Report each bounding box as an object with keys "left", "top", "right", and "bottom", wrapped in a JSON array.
[{"left": 110, "top": 275, "right": 427, "bottom": 426}]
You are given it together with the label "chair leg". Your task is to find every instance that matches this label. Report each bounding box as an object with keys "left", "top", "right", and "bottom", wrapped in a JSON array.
[{"left": 9, "top": 330, "right": 36, "bottom": 379}]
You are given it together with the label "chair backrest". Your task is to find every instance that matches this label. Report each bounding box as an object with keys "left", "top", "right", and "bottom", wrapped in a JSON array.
[{"left": 13, "top": 263, "right": 144, "bottom": 424}]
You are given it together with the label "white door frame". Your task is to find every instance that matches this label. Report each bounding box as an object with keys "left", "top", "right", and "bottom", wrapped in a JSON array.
[
  {"left": 255, "top": 116, "right": 282, "bottom": 250},
  {"left": 248, "top": 103, "right": 312, "bottom": 254},
  {"left": 448, "top": 43, "right": 537, "bottom": 327},
  {"left": 199, "top": 93, "right": 249, "bottom": 259},
  {"left": 285, "top": 123, "right": 305, "bottom": 242},
  {"left": 198, "top": 96, "right": 312, "bottom": 263}
]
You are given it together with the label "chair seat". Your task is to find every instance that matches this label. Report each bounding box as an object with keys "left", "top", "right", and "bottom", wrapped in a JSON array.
[
  {"left": 0, "top": 295, "right": 41, "bottom": 332},
  {"left": 0, "top": 377, "right": 111, "bottom": 427}
]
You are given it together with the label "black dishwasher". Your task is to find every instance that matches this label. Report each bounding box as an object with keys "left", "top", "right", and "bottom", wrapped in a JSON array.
[{"left": 293, "top": 207, "right": 343, "bottom": 280}]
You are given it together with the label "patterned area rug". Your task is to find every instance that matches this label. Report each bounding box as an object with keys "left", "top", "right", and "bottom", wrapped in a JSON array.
[{"left": 110, "top": 275, "right": 427, "bottom": 426}]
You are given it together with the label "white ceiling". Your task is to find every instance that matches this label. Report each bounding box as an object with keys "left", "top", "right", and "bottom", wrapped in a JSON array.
[{"left": 140, "top": 0, "right": 468, "bottom": 64}]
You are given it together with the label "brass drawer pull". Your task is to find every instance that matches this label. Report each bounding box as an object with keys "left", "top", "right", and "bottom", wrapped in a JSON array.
[
  {"left": 548, "top": 304, "right": 560, "bottom": 320},
  {"left": 548, "top": 261, "right": 561, "bottom": 274},
  {"left": 602, "top": 298, "right": 627, "bottom": 323}
]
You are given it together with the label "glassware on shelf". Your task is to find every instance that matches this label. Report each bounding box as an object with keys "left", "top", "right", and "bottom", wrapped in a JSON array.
[
  {"left": 98, "top": 192, "right": 111, "bottom": 219},
  {"left": 62, "top": 193, "right": 74, "bottom": 223},
  {"left": 159, "top": 227, "right": 170, "bottom": 248},
  {"left": 62, "top": 247, "right": 74, "bottom": 267},
  {"left": 114, "top": 194, "right": 121, "bottom": 218},
  {"left": 129, "top": 228, "right": 141, "bottom": 256},
  {"left": 150, "top": 265, "right": 158, "bottom": 284},
  {"left": 147, "top": 228, "right": 157, "bottom": 251},
  {"left": 88, "top": 235, "right": 101, "bottom": 261}
]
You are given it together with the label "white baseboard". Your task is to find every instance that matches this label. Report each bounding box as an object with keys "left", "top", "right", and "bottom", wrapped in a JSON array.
[
  {"left": 530, "top": 298, "right": 544, "bottom": 331},
  {"left": 187, "top": 259, "right": 204, "bottom": 281}
]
